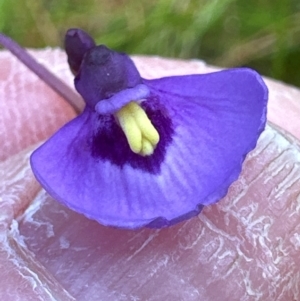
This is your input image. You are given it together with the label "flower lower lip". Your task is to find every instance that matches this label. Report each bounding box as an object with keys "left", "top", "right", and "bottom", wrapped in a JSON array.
[{"left": 30, "top": 67, "right": 267, "bottom": 229}]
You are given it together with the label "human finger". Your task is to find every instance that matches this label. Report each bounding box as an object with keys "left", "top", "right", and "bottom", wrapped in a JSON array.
[{"left": 1, "top": 49, "right": 300, "bottom": 300}]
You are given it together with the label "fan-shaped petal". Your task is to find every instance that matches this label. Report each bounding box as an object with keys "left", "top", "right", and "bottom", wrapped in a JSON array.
[{"left": 31, "top": 68, "right": 267, "bottom": 229}]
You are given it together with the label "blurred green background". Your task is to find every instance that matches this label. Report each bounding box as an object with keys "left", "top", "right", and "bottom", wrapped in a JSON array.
[{"left": 1, "top": 0, "right": 300, "bottom": 87}]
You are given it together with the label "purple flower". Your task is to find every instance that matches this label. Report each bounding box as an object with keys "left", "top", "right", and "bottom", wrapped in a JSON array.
[{"left": 30, "top": 28, "right": 268, "bottom": 229}]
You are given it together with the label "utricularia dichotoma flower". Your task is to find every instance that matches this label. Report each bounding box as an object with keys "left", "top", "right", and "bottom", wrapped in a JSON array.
[{"left": 28, "top": 28, "right": 268, "bottom": 229}]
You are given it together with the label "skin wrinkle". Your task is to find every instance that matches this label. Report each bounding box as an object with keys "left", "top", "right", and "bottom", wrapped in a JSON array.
[
  {"left": 1, "top": 49, "right": 300, "bottom": 300},
  {"left": 214, "top": 137, "right": 298, "bottom": 290}
]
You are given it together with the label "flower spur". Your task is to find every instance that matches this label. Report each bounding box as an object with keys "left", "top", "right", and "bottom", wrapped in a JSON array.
[{"left": 9, "top": 29, "right": 269, "bottom": 229}]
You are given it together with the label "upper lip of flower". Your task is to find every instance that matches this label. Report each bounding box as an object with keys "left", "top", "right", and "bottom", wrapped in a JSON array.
[
  {"left": 27, "top": 28, "right": 268, "bottom": 229},
  {"left": 74, "top": 44, "right": 143, "bottom": 109}
]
